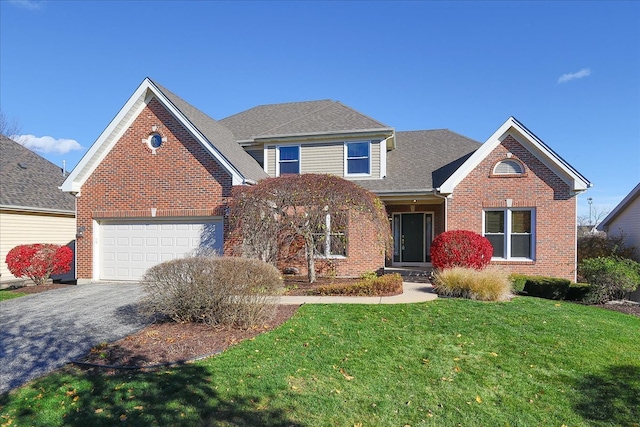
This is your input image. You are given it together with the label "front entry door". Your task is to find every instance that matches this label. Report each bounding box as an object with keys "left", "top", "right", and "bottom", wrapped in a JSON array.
[
  {"left": 402, "top": 213, "right": 424, "bottom": 262},
  {"left": 393, "top": 213, "right": 433, "bottom": 264}
]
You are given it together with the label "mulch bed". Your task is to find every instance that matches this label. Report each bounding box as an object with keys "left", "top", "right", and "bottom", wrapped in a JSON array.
[{"left": 8, "top": 280, "right": 640, "bottom": 369}]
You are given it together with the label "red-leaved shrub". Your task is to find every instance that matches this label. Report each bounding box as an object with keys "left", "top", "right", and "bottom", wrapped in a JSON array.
[
  {"left": 5, "top": 244, "right": 73, "bottom": 285},
  {"left": 431, "top": 230, "right": 493, "bottom": 270}
]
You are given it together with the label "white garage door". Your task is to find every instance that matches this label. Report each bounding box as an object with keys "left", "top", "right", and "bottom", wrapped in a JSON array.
[{"left": 99, "top": 218, "right": 223, "bottom": 281}]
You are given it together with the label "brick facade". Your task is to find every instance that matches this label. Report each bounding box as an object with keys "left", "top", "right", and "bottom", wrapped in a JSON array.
[
  {"left": 447, "top": 136, "right": 577, "bottom": 280},
  {"left": 77, "top": 98, "right": 386, "bottom": 280},
  {"left": 76, "top": 99, "right": 231, "bottom": 279}
]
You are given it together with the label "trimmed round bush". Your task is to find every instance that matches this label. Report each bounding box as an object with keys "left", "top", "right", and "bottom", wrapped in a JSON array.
[
  {"left": 5, "top": 243, "right": 73, "bottom": 285},
  {"left": 141, "top": 256, "right": 284, "bottom": 328},
  {"left": 431, "top": 230, "right": 493, "bottom": 270}
]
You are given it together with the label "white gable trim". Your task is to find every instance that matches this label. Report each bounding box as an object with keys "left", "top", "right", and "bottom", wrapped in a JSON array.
[
  {"left": 438, "top": 117, "right": 591, "bottom": 195},
  {"left": 61, "top": 78, "right": 245, "bottom": 193}
]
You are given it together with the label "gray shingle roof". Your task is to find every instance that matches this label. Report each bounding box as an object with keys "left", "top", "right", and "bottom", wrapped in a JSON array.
[
  {"left": 0, "top": 135, "right": 75, "bottom": 212},
  {"left": 220, "top": 100, "right": 392, "bottom": 141},
  {"left": 151, "top": 81, "right": 268, "bottom": 183},
  {"left": 358, "top": 130, "right": 481, "bottom": 193}
]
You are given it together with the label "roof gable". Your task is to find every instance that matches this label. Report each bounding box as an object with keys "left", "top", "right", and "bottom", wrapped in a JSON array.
[
  {"left": 438, "top": 117, "right": 591, "bottom": 195},
  {"left": 220, "top": 100, "right": 393, "bottom": 142},
  {"left": 0, "top": 136, "right": 75, "bottom": 213},
  {"left": 598, "top": 182, "right": 640, "bottom": 230},
  {"left": 61, "top": 78, "right": 267, "bottom": 193}
]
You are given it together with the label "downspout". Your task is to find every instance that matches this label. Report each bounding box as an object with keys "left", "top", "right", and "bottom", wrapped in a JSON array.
[{"left": 433, "top": 189, "right": 449, "bottom": 232}]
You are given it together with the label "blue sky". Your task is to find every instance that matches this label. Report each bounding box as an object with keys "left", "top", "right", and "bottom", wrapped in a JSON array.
[{"left": 1, "top": 0, "right": 638, "bottom": 221}]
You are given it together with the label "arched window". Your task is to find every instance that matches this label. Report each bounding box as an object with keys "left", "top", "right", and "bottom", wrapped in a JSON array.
[{"left": 493, "top": 159, "right": 524, "bottom": 175}]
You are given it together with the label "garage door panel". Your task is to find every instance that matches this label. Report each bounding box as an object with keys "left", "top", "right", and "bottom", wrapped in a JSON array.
[{"left": 100, "top": 218, "right": 223, "bottom": 281}]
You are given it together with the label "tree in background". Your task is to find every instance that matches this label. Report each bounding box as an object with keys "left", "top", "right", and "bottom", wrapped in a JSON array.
[
  {"left": 228, "top": 174, "right": 391, "bottom": 283},
  {"left": 0, "top": 110, "right": 21, "bottom": 137}
]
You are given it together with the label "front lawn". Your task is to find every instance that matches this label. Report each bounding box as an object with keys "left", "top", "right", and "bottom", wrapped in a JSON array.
[{"left": 1, "top": 297, "right": 638, "bottom": 426}]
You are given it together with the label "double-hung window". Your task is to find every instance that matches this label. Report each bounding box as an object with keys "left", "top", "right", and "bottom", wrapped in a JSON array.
[
  {"left": 277, "top": 146, "right": 300, "bottom": 175},
  {"left": 314, "top": 213, "right": 347, "bottom": 258},
  {"left": 345, "top": 141, "right": 371, "bottom": 176},
  {"left": 484, "top": 209, "right": 534, "bottom": 259}
]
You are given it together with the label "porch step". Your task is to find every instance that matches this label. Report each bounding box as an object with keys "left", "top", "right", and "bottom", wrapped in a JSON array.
[{"left": 384, "top": 267, "right": 433, "bottom": 283}]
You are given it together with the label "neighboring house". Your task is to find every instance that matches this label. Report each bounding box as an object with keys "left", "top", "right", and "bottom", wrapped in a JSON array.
[
  {"left": 0, "top": 136, "right": 76, "bottom": 285},
  {"left": 597, "top": 183, "right": 640, "bottom": 301},
  {"left": 61, "top": 78, "right": 591, "bottom": 283}
]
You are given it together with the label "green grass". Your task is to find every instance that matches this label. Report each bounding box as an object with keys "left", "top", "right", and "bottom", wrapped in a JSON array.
[
  {"left": 0, "top": 289, "right": 25, "bottom": 302},
  {"left": 1, "top": 297, "right": 639, "bottom": 426}
]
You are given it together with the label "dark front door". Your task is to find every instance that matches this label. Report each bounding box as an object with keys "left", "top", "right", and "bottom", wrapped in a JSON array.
[{"left": 402, "top": 213, "right": 424, "bottom": 262}]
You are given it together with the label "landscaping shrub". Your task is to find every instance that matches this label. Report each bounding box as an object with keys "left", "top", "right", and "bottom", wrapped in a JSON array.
[
  {"left": 313, "top": 273, "right": 403, "bottom": 296},
  {"left": 521, "top": 276, "right": 571, "bottom": 300},
  {"left": 565, "top": 282, "right": 592, "bottom": 302},
  {"left": 5, "top": 243, "right": 73, "bottom": 285},
  {"left": 431, "top": 230, "right": 493, "bottom": 270},
  {"left": 141, "top": 256, "right": 283, "bottom": 328},
  {"left": 509, "top": 274, "right": 528, "bottom": 293},
  {"left": 577, "top": 232, "right": 637, "bottom": 263},
  {"left": 579, "top": 256, "right": 640, "bottom": 304},
  {"left": 432, "top": 267, "right": 512, "bottom": 301}
]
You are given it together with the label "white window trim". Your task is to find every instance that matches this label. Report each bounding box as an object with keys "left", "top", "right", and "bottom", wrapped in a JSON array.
[
  {"left": 344, "top": 141, "right": 372, "bottom": 177},
  {"left": 314, "top": 213, "right": 347, "bottom": 259},
  {"left": 483, "top": 208, "right": 536, "bottom": 261},
  {"left": 275, "top": 145, "right": 301, "bottom": 177}
]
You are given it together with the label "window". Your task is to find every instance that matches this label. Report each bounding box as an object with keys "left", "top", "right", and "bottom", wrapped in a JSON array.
[
  {"left": 493, "top": 159, "right": 524, "bottom": 175},
  {"left": 314, "top": 213, "right": 347, "bottom": 257},
  {"left": 277, "top": 146, "right": 300, "bottom": 175},
  {"left": 484, "top": 209, "right": 534, "bottom": 259},
  {"left": 345, "top": 141, "right": 371, "bottom": 175}
]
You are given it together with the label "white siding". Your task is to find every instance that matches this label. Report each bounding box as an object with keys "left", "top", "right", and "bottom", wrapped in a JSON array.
[
  {"left": 606, "top": 197, "right": 640, "bottom": 250},
  {"left": 0, "top": 211, "right": 75, "bottom": 282}
]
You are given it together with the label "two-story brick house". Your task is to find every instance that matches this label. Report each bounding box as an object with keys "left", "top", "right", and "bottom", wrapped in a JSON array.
[{"left": 61, "top": 78, "right": 591, "bottom": 283}]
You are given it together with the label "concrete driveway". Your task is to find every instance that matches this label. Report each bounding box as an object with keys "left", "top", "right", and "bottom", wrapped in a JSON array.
[{"left": 0, "top": 283, "right": 149, "bottom": 395}]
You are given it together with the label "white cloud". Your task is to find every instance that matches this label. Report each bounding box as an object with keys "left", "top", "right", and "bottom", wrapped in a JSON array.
[
  {"left": 557, "top": 68, "right": 592, "bottom": 84},
  {"left": 8, "top": 0, "right": 45, "bottom": 10},
  {"left": 14, "top": 134, "right": 83, "bottom": 155}
]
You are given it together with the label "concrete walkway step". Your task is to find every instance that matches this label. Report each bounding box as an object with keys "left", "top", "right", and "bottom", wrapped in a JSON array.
[{"left": 278, "top": 281, "right": 438, "bottom": 305}]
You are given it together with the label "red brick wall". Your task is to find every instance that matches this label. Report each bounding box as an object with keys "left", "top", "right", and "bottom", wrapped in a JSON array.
[
  {"left": 76, "top": 98, "right": 231, "bottom": 279},
  {"left": 447, "top": 135, "right": 577, "bottom": 280}
]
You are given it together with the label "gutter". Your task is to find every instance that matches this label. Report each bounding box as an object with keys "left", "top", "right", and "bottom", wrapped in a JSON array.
[
  {"left": 432, "top": 189, "right": 449, "bottom": 231},
  {"left": 0, "top": 205, "right": 75, "bottom": 215}
]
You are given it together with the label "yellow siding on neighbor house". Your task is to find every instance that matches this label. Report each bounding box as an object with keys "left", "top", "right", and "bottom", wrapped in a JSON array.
[
  {"left": 263, "top": 140, "right": 381, "bottom": 178},
  {"left": 0, "top": 211, "right": 75, "bottom": 282}
]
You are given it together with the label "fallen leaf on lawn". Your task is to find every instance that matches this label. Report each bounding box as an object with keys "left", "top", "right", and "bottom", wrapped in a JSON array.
[
  {"left": 476, "top": 395, "right": 482, "bottom": 403},
  {"left": 94, "top": 408, "right": 104, "bottom": 414},
  {"left": 340, "top": 368, "right": 354, "bottom": 380},
  {"left": 134, "top": 406, "right": 144, "bottom": 410},
  {"left": 454, "top": 366, "right": 461, "bottom": 372},
  {"left": 490, "top": 352, "right": 498, "bottom": 357},
  {"left": 119, "top": 414, "right": 127, "bottom": 421}
]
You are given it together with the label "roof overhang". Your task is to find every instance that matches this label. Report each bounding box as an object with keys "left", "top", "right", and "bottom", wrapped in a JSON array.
[
  {"left": 597, "top": 182, "right": 640, "bottom": 231},
  {"left": 438, "top": 117, "right": 592, "bottom": 195},
  {"left": 61, "top": 78, "right": 247, "bottom": 193},
  {"left": 0, "top": 205, "right": 75, "bottom": 216},
  {"left": 241, "top": 128, "right": 395, "bottom": 145}
]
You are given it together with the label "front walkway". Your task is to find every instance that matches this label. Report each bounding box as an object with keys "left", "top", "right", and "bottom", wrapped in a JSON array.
[{"left": 279, "top": 281, "right": 438, "bottom": 305}]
